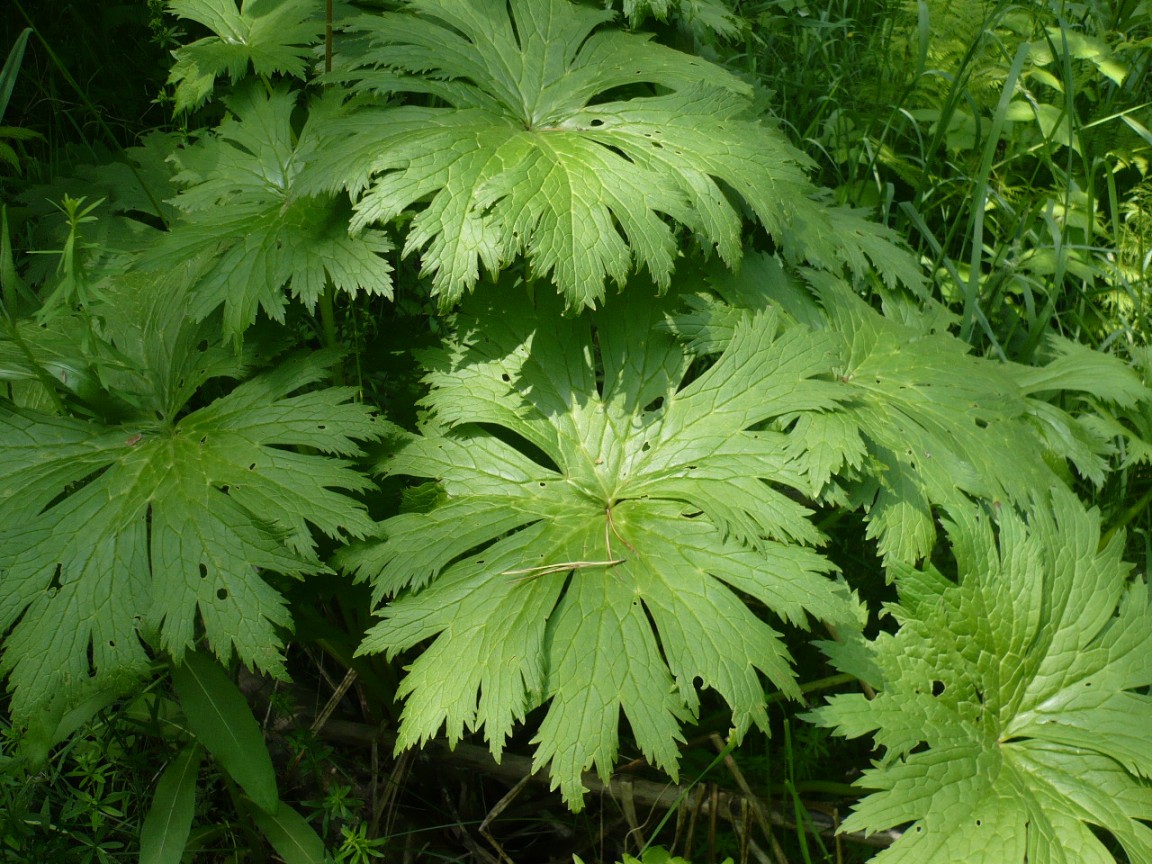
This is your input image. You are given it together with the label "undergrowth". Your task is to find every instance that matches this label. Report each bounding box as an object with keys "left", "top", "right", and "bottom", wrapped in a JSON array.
[{"left": 2, "top": 1, "right": 1151, "bottom": 863}]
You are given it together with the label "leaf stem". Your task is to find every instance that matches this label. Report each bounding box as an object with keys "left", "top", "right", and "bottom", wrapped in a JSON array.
[
  {"left": 503, "top": 559, "right": 625, "bottom": 582},
  {"left": 318, "top": 280, "right": 345, "bottom": 384},
  {"left": 766, "top": 673, "right": 860, "bottom": 706}
]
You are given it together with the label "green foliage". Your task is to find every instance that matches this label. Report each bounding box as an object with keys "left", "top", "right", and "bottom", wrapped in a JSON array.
[
  {"left": 139, "top": 744, "right": 201, "bottom": 864},
  {"left": 3, "top": 0, "right": 1152, "bottom": 860},
  {"left": 345, "top": 288, "right": 858, "bottom": 806},
  {"left": 349, "top": 252, "right": 1151, "bottom": 810},
  {"left": 0, "top": 269, "right": 383, "bottom": 735},
  {"left": 301, "top": 0, "right": 921, "bottom": 309},
  {"left": 808, "top": 489, "right": 1152, "bottom": 862},
  {"left": 0, "top": 712, "right": 147, "bottom": 861},
  {"left": 0, "top": 28, "right": 43, "bottom": 176},
  {"left": 166, "top": 0, "right": 328, "bottom": 111},
  {"left": 249, "top": 800, "right": 326, "bottom": 864},
  {"left": 614, "top": 0, "right": 740, "bottom": 38},
  {"left": 171, "top": 651, "right": 279, "bottom": 813},
  {"left": 669, "top": 254, "right": 1148, "bottom": 563},
  {"left": 143, "top": 84, "right": 394, "bottom": 339},
  {"left": 797, "top": 0, "right": 1152, "bottom": 351}
]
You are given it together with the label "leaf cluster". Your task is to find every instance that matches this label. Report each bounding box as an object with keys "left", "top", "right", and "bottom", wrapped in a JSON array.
[
  {"left": 342, "top": 250, "right": 1150, "bottom": 807},
  {"left": 300, "top": 0, "right": 923, "bottom": 308},
  {"left": 3, "top": 2, "right": 1152, "bottom": 861}
]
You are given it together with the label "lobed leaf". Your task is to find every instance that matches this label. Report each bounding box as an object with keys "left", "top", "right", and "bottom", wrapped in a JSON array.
[
  {"left": 166, "top": 0, "right": 328, "bottom": 111},
  {"left": 668, "top": 253, "right": 1151, "bottom": 565},
  {"left": 807, "top": 488, "right": 1152, "bottom": 863},
  {"left": 300, "top": 0, "right": 923, "bottom": 308},
  {"left": 142, "top": 86, "right": 393, "bottom": 340},
  {"left": 0, "top": 273, "right": 384, "bottom": 726},
  {"left": 346, "top": 289, "right": 858, "bottom": 808}
]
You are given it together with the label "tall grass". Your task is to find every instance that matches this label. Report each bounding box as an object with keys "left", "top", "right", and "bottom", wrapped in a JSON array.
[
  {"left": 736, "top": 0, "right": 1152, "bottom": 571},
  {"left": 741, "top": 0, "right": 1151, "bottom": 351}
]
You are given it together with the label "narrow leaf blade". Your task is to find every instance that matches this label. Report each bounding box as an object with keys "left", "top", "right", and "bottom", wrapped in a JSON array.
[
  {"left": 250, "top": 801, "right": 327, "bottom": 864},
  {"left": 139, "top": 744, "right": 203, "bottom": 864},
  {"left": 171, "top": 651, "right": 279, "bottom": 814}
]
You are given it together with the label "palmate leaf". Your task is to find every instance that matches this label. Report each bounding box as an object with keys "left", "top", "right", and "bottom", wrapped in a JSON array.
[
  {"left": 141, "top": 85, "right": 393, "bottom": 339},
  {"left": 617, "top": 0, "right": 741, "bottom": 38},
  {"left": 344, "top": 289, "right": 860, "bottom": 808},
  {"left": 0, "top": 272, "right": 383, "bottom": 727},
  {"left": 668, "top": 254, "right": 1149, "bottom": 564},
  {"left": 166, "top": 0, "right": 328, "bottom": 111},
  {"left": 807, "top": 489, "right": 1152, "bottom": 863},
  {"left": 301, "top": 0, "right": 922, "bottom": 309}
]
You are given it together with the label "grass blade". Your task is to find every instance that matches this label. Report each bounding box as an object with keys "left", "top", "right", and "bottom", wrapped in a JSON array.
[{"left": 0, "top": 28, "right": 32, "bottom": 122}]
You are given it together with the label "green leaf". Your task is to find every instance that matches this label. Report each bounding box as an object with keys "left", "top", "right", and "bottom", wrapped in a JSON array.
[
  {"left": 346, "top": 290, "right": 859, "bottom": 808},
  {"left": 0, "top": 28, "right": 32, "bottom": 124},
  {"left": 143, "top": 85, "right": 393, "bottom": 339},
  {"left": 619, "top": 0, "right": 740, "bottom": 38},
  {"left": 17, "top": 676, "right": 134, "bottom": 768},
  {"left": 172, "top": 652, "right": 278, "bottom": 814},
  {"left": 807, "top": 488, "right": 1152, "bottom": 863},
  {"left": 811, "top": 280, "right": 1042, "bottom": 563},
  {"left": 0, "top": 316, "right": 104, "bottom": 405},
  {"left": 140, "top": 745, "right": 203, "bottom": 864},
  {"left": 672, "top": 255, "right": 1149, "bottom": 565},
  {"left": 0, "top": 272, "right": 384, "bottom": 725},
  {"left": 166, "top": 0, "right": 327, "bottom": 111},
  {"left": 250, "top": 801, "right": 327, "bottom": 864},
  {"left": 1013, "top": 337, "right": 1146, "bottom": 405},
  {"left": 303, "top": 0, "right": 922, "bottom": 308}
]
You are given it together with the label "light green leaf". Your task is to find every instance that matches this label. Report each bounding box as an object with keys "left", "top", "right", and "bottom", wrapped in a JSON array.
[
  {"left": 166, "top": 0, "right": 327, "bottom": 111},
  {"left": 172, "top": 652, "right": 278, "bottom": 814},
  {"left": 140, "top": 745, "right": 203, "bottom": 864},
  {"left": 0, "top": 272, "right": 384, "bottom": 724},
  {"left": 347, "top": 290, "right": 858, "bottom": 808},
  {"left": 807, "top": 488, "right": 1152, "bottom": 863},
  {"left": 143, "top": 85, "right": 393, "bottom": 339},
  {"left": 1012, "top": 336, "right": 1146, "bottom": 405},
  {"left": 676, "top": 255, "right": 1149, "bottom": 564},
  {"left": 250, "top": 801, "right": 326, "bottom": 864},
  {"left": 302, "top": 0, "right": 922, "bottom": 308}
]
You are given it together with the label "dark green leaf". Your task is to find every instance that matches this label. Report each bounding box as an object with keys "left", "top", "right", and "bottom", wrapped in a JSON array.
[
  {"left": 140, "top": 745, "right": 203, "bottom": 864},
  {"left": 171, "top": 652, "right": 278, "bottom": 814},
  {"left": 250, "top": 801, "right": 326, "bottom": 864}
]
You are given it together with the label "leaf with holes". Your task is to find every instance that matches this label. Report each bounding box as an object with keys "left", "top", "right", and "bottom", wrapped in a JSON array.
[
  {"left": 0, "top": 272, "right": 383, "bottom": 727},
  {"left": 300, "top": 0, "right": 921, "bottom": 308}
]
